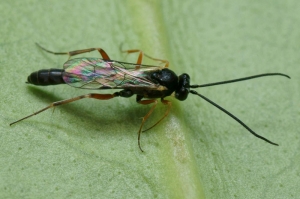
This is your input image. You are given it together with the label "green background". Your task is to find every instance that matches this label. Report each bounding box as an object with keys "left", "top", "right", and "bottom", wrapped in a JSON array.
[{"left": 0, "top": 1, "right": 299, "bottom": 198}]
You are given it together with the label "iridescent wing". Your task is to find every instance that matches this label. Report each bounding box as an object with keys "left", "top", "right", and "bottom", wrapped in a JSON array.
[{"left": 62, "top": 58, "right": 163, "bottom": 89}]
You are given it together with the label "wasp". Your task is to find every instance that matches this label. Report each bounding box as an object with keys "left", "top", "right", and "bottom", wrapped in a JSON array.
[{"left": 10, "top": 43, "right": 290, "bottom": 151}]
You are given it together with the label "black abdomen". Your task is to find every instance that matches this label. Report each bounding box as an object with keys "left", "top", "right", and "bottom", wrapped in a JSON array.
[{"left": 27, "top": 69, "right": 65, "bottom": 86}]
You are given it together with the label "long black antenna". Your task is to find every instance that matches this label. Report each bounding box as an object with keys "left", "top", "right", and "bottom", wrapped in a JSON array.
[
  {"left": 190, "top": 73, "right": 290, "bottom": 88},
  {"left": 189, "top": 90, "right": 278, "bottom": 146}
]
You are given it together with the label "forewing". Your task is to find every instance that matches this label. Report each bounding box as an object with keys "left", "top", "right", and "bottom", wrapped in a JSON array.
[{"left": 62, "top": 58, "right": 161, "bottom": 89}]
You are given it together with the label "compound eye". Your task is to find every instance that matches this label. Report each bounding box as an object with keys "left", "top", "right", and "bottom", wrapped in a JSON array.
[
  {"left": 175, "top": 73, "right": 190, "bottom": 101},
  {"left": 175, "top": 87, "right": 189, "bottom": 101}
]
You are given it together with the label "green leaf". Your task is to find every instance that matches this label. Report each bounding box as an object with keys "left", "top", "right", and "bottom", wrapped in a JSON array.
[{"left": 0, "top": 1, "right": 299, "bottom": 198}]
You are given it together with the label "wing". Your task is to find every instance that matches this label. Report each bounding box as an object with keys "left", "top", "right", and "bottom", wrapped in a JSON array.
[{"left": 62, "top": 58, "right": 163, "bottom": 89}]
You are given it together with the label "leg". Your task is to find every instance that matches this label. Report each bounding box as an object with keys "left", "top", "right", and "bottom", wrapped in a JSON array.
[
  {"left": 36, "top": 43, "right": 111, "bottom": 60},
  {"left": 136, "top": 96, "right": 158, "bottom": 152},
  {"left": 10, "top": 93, "right": 119, "bottom": 126},
  {"left": 121, "top": 48, "right": 169, "bottom": 69},
  {"left": 142, "top": 99, "right": 172, "bottom": 133}
]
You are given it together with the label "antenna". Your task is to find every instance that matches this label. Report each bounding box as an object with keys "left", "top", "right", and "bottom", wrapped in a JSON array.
[
  {"left": 190, "top": 73, "right": 290, "bottom": 88},
  {"left": 189, "top": 90, "right": 279, "bottom": 146}
]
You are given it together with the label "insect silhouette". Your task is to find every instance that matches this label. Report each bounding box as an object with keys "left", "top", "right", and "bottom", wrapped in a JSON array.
[{"left": 10, "top": 43, "right": 290, "bottom": 152}]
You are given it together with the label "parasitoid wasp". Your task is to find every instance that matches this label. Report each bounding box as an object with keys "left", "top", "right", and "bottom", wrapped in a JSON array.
[{"left": 10, "top": 43, "right": 290, "bottom": 152}]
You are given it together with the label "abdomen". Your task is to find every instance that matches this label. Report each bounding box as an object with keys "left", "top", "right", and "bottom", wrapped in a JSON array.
[{"left": 27, "top": 69, "right": 65, "bottom": 86}]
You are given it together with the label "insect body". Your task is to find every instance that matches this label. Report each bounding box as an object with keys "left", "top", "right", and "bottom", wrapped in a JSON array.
[{"left": 10, "top": 43, "right": 290, "bottom": 152}]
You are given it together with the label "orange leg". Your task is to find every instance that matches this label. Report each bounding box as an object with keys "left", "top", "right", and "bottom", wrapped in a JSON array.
[
  {"left": 121, "top": 48, "right": 169, "bottom": 69},
  {"left": 35, "top": 43, "right": 111, "bottom": 60},
  {"left": 137, "top": 99, "right": 158, "bottom": 152},
  {"left": 10, "top": 93, "right": 118, "bottom": 126},
  {"left": 142, "top": 99, "right": 172, "bottom": 133}
]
